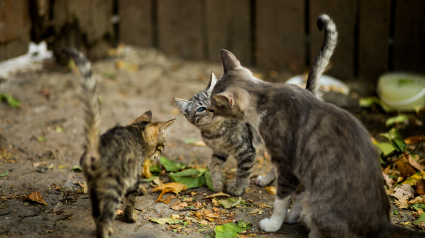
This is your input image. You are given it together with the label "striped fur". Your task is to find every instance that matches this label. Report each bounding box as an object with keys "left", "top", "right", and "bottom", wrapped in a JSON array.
[
  {"left": 208, "top": 14, "right": 425, "bottom": 238},
  {"left": 174, "top": 73, "right": 262, "bottom": 196},
  {"left": 305, "top": 14, "right": 338, "bottom": 99},
  {"left": 63, "top": 49, "right": 175, "bottom": 238}
]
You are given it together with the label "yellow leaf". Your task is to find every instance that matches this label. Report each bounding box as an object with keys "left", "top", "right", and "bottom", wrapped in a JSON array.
[
  {"left": 142, "top": 159, "right": 152, "bottom": 179},
  {"left": 265, "top": 186, "right": 276, "bottom": 195},
  {"left": 204, "top": 192, "right": 230, "bottom": 199},
  {"left": 403, "top": 171, "right": 425, "bottom": 185},
  {"left": 152, "top": 183, "right": 187, "bottom": 203},
  {"left": 170, "top": 214, "right": 180, "bottom": 219},
  {"left": 409, "top": 195, "right": 425, "bottom": 204}
]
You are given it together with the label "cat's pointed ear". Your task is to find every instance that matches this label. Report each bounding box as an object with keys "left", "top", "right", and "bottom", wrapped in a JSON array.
[
  {"left": 220, "top": 50, "right": 241, "bottom": 73},
  {"left": 159, "top": 119, "right": 175, "bottom": 137},
  {"left": 213, "top": 91, "right": 235, "bottom": 108},
  {"left": 131, "top": 110, "right": 152, "bottom": 124},
  {"left": 205, "top": 72, "right": 217, "bottom": 93},
  {"left": 173, "top": 98, "right": 190, "bottom": 114}
]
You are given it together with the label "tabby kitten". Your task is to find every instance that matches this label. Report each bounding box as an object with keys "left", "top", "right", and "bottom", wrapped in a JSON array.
[
  {"left": 208, "top": 15, "right": 423, "bottom": 238},
  {"left": 174, "top": 74, "right": 261, "bottom": 196},
  {"left": 63, "top": 49, "right": 174, "bottom": 238},
  {"left": 172, "top": 12, "right": 337, "bottom": 196}
]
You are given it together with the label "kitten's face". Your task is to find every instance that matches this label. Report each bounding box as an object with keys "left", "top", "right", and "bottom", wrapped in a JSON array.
[
  {"left": 173, "top": 73, "right": 220, "bottom": 127},
  {"left": 131, "top": 111, "right": 175, "bottom": 159}
]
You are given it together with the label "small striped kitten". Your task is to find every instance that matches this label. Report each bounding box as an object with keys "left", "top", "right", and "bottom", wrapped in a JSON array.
[
  {"left": 63, "top": 49, "right": 174, "bottom": 238},
  {"left": 172, "top": 13, "right": 336, "bottom": 196}
]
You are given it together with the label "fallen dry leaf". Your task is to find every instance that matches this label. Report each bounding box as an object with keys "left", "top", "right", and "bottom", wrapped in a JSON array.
[
  {"left": 249, "top": 208, "right": 263, "bottom": 214},
  {"left": 409, "top": 195, "right": 425, "bottom": 204},
  {"left": 142, "top": 159, "right": 152, "bottom": 179},
  {"left": 170, "top": 201, "right": 188, "bottom": 211},
  {"left": 116, "top": 209, "right": 123, "bottom": 216},
  {"left": 32, "top": 161, "right": 47, "bottom": 168},
  {"left": 390, "top": 184, "right": 415, "bottom": 200},
  {"left": 417, "top": 181, "right": 425, "bottom": 195},
  {"left": 396, "top": 158, "right": 416, "bottom": 179},
  {"left": 158, "top": 194, "right": 176, "bottom": 204},
  {"left": 408, "top": 154, "right": 423, "bottom": 171},
  {"left": 212, "top": 198, "right": 219, "bottom": 206},
  {"left": 265, "top": 186, "right": 276, "bottom": 195},
  {"left": 212, "top": 207, "right": 220, "bottom": 212},
  {"left": 382, "top": 172, "right": 395, "bottom": 188},
  {"left": 152, "top": 183, "right": 187, "bottom": 203},
  {"left": 170, "top": 214, "right": 180, "bottom": 219},
  {"left": 23, "top": 191, "right": 47, "bottom": 205},
  {"left": 204, "top": 192, "right": 230, "bottom": 199},
  {"left": 405, "top": 136, "right": 425, "bottom": 145},
  {"left": 394, "top": 198, "right": 409, "bottom": 209}
]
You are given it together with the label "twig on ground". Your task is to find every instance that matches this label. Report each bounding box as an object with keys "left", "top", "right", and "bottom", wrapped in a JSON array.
[{"left": 0, "top": 210, "right": 11, "bottom": 216}]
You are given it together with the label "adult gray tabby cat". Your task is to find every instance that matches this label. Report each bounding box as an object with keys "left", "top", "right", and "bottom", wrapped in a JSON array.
[
  {"left": 63, "top": 49, "right": 175, "bottom": 238},
  {"left": 172, "top": 13, "right": 337, "bottom": 196},
  {"left": 207, "top": 15, "right": 424, "bottom": 238}
]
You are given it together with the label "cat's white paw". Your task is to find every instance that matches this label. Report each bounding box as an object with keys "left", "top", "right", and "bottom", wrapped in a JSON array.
[
  {"left": 256, "top": 175, "right": 272, "bottom": 187},
  {"left": 259, "top": 218, "right": 281, "bottom": 232}
]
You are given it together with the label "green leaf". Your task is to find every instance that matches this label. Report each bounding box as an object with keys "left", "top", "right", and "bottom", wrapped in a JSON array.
[
  {"left": 237, "top": 220, "right": 251, "bottom": 229},
  {"left": 358, "top": 96, "right": 392, "bottom": 112},
  {"left": 219, "top": 197, "right": 242, "bottom": 209},
  {"left": 183, "top": 138, "right": 198, "bottom": 144},
  {"left": 159, "top": 156, "right": 185, "bottom": 172},
  {"left": 150, "top": 217, "right": 183, "bottom": 225},
  {"left": 214, "top": 220, "right": 250, "bottom": 238},
  {"left": 37, "top": 136, "right": 46, "bottom": 143},
  {"left": 205, "top": 170, "right": 214, "bottom": 191},
  {"left": 393, "top": 210, "right": 399, "bottom": 215},
  {"left": 168, "top": 169, "right": 206, "bottom": 189},
  {"left": 413, "top": 212, "right": 425, "bottom": 225},
  {"left": 71, "top": 166, "right": 82, "bottom": 172},
  {"left": 55, "top": 126, "right": 65, "bottom": 133},
  {"left": 411, "top": 203, "right": 425, "bottom": 212},
  {"left": 0, "top": 171, "right": 10, "bottom": 177},
  {"left": 150, "top": 164, "right": 161, "bottom": 173},
  {"left": 390, "top": 137, "right": 407, "bottom": 152},
  {"left": 142, "top": 176, "right": 159, "bottom": 182},
  {"left": 375, "top": 142, "right": 395, "bottom": 157},
  {"left": 0, "top": 94, "right": 20, "bottom": 108},
  {"left": 386, "top": 114, "right": 410, "bottom": 127}
]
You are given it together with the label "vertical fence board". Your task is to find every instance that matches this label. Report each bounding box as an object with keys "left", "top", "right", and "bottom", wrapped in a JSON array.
[
  {"left": 157, "top": 0, "right": 203, "bottom": 60},
  {"left": 393, "top": 0, "right": 425, "bottom": 74},
  {"left": 310, "top": 0, "right": 356, "bottom": 80},
  {"left": 119, "top": 0, "right": 152, "bottom": 47},
  {"left": 358, "top": 0, "right": 391, "bottom": 92},
  {"left": 206, "top": 0, "right": 251, "bottom": 65},
  {"left": 256, "top": 0, "right": 305, "bottom": 73}
]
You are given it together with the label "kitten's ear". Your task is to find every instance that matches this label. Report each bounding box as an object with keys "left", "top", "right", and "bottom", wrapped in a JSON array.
[
  {"left": 159, "top": 119, "right": 175, "bottom": 137},
  {"left": 205, "top": 72, "right": 217, "bottom": 93},
  {"left": 213, "top": 91, "right": 235, "bottom": 108},
  {"left": 220, "top": 50, "right": 241, "bottom": 73},
  {"left": 173, "top": 98, "right": 190, "bottom": 114},
  {"left": 131, "top": 110, "right": 152, "bottom": 124}
]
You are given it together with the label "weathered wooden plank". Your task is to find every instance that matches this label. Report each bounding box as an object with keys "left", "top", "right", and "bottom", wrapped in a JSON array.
[
  {"left": 0, "top": 0, "right": 31, "bottom": 61},
  {"left": 119, "top": 0, "right": 152, "bottom": 47},
  {"left": 256, "top": 0, "right": 305, "bottom": 73},
  {"left": 206, "top": 0, "right": 251, "bottom": 65},
  {"left": 157, "top": 0, "right": 203, "bottom": 60},
  {"left": 310, "top": 0, "right": 356, "bottom": 79},
  {"left": 393, "top": 0, "right": 425, "bottom": 74},
  {"left": 358, "top": 0, "right": 391, "bottom": 92}
]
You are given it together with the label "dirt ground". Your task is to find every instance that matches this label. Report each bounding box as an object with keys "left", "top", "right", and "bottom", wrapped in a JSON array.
[{"left": 0, "top": 46, "right": 424, "bottom": 238}]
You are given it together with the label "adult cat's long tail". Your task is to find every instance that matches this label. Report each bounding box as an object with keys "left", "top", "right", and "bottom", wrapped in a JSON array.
[
  {"left": 62, "top": 48, "right": 101, "bottom": 175},
  {"left": 305, "top": 14, "right": 338, "bottom": 99}
]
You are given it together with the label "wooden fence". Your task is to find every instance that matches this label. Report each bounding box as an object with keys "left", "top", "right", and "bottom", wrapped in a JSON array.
[{"left": 120, "top": 0, "right": 425, "bottom": 94}]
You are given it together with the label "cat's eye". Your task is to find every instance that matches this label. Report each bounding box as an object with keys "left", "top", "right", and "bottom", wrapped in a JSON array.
[{"left": 197, "top": 107, "right": 206, "bottom": 112}]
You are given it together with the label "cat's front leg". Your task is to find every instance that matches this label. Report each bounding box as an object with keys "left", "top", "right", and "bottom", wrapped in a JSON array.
[
  {"left": 209, "top": 152, "right": 228, "bottom": 192},
  {"left": 122, "top": 185, "right": 139, "bottom": 223},
  {"left": 260, "top": 168, "right": 298, "bottom": 232},
  {"left": 227, "top": 147, "right": 256, "bottom": 196},
  {"left": 256, "top": 167, "right": 276, "bottom": 187}
]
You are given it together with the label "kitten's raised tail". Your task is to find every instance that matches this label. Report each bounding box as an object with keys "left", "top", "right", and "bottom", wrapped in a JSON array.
[
  {"left": 305, "top": 14, "right": 338, "bottom": 99},
  {"left": 62, "top": 48, "right": 101, "bottom": 173}
]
